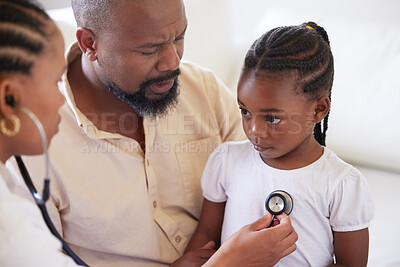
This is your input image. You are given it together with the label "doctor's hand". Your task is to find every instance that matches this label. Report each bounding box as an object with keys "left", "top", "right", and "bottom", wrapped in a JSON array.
[
  {"left": 203, "top": 213, "right": 297, "bottom": 267},
  {"left": 170, "top": 241, "right": 216, "bottom": 267}
]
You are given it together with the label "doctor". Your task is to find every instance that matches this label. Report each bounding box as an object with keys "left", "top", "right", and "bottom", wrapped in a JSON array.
[{"left": 0, "top": 0, "right": 78, "bottom": 265}]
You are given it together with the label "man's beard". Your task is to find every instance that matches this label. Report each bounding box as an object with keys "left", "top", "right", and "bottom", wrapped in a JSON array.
[{"left": 105, "top": 69, "right": 181, "bottom": 119}]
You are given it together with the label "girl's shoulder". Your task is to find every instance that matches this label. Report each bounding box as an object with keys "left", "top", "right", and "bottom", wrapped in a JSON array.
[
  {"left": 214, "top": 140, "right": 253, "bottom": 155},
  {"left": 321, "top": 147, "right": 366, "bottom": 183},
  {"left": 209, "top": 140, "right": 254, "bottom": 166}
]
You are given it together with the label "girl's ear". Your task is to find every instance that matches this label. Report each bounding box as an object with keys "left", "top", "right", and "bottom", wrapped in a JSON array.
[{"left": 314, "top": 96, "right": 330, "bottom": 123}]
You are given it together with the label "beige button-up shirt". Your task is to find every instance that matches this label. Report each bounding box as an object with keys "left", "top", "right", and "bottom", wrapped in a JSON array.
[{"left": 7, "top": 43, "right": 245, "bottom": 266}]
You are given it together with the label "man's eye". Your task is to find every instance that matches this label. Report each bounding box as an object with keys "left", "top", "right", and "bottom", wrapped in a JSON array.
[
  {"left": 140, "top": 50, "right": 157, "bottom": 56},
  {"left": 174, "top": 36, "right": 185, "bottom": 42},
  {"left": 239, "top": 107, "right": 251, "bottom": 117},
  {"left": 266, "top": 115, "right": 281, "bottom": 125}
]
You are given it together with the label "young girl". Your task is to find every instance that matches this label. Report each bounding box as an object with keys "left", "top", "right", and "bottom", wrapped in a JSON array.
[{"left": 186, "top": 22, "right": 374, "bottom": 266}]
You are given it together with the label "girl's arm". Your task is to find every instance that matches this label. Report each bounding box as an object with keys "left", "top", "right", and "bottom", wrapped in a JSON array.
[
  {"left": 185, "top": 198, "right": 226, "bottom": 252},
  {"left": 329, "top": 228, "right": 369, "bottom": 267}
]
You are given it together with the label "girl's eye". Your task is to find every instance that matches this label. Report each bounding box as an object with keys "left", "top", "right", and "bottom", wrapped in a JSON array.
[
  {"left": 266, "top": 115, "right": 281, "bottom": 125},
  {"left": 239, "top": 107, "right": 251, "bottom": 117}
]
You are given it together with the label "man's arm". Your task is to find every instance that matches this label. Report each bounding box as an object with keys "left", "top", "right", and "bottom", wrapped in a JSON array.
[
  {"left": 185, "top": 199, "right": 225, "bottom": 252},
  {"left": 170, "top": 199, "right": 224, "bottom": 267}
]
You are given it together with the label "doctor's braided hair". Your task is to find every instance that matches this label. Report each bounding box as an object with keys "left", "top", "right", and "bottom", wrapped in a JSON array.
[
  {"left": 241, "top": 22, "right": 334, "bottom": 146},
  {"left": 0, "top": 0, "right": 55, "bottom": 76}
]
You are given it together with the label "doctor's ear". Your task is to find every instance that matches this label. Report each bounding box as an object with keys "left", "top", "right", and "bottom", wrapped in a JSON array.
[
  {"left": 0, "top": 78, "right": 21, "bottom": 116},
  {"left": 5, "top": 95, "right": 17, "bottom": 108},
  {"left": 76, "top": 27, "right": 98, "bottom": 61},
  {"left": 314, "top": 96, "right": 330, "bottom": 123}
]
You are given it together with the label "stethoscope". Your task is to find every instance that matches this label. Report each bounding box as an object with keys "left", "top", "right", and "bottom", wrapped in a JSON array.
[
  {"left": 265, "top": 190, "right": 293, "bottom": 227},
  {"left": 7, "top": 95, "right": 293, "bottom": 265},
  {"left": 7, "top": 96, "right": 88, "bottom": 266}
]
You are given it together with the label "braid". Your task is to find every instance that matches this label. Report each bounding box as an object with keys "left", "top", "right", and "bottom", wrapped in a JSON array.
[
  {"left": 0, "top": 0, "right": 52, "bottom": 76},
  {"left": 314, "top": 122, "right": 324, "bottom": 146},
  {"left": 242, "top": 21, "right": 334, "bottom": 146}
]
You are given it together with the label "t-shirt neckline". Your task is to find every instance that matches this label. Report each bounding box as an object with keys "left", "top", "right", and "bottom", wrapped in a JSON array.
[{"left": 253, "top": 145, "right": 329, "bottom": 173}]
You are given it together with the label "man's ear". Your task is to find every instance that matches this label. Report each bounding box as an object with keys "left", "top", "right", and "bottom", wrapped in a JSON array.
[
  {"left": 76, "top": 27, "right": 98, "bottom": 61},
  {"left": 314, "top": 96, "right": 330, "bottom": 123},
  {"left": 0, "top": 78, "right": 21, "bottom": 118}
]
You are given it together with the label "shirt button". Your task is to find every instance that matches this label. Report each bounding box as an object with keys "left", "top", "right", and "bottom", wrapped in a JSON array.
[
  {"left": 153, "top": 201, "right": 157, "bottom": 208},
  {"left": 175, "top": 235, "right": 182, "bottom": 243}
]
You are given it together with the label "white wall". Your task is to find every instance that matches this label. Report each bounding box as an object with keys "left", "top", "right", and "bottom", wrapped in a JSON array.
[
  {"left": 37, "top": 0, "right": 70, "bottom": 10},
  {"left": 185, "top": 0, "right": 400, "bottom": 172}
]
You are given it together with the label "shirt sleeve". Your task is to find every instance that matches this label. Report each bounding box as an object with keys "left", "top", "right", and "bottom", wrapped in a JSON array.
[
  {"left": 201, "top": 143, "right": 229, "bottom": 203},
  {"left": 329, "top": 167, "right": 375, "bottom": 232},
  {"left": 203, "top": 69, "right": 246, "bottom": 143},
  {"left": 0, "top": 183, "right": 78, "bottom": 266},
  {"left": 6, "top": 156, "right": 64, "bottom": 236}
]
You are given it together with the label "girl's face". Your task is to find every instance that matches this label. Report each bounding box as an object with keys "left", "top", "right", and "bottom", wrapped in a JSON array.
[
  {"left": 237, "top": 72, "right": 322, "bottom": 169},
  {"left": 15, "top": 28, "right": 66, "bottom": 155}
]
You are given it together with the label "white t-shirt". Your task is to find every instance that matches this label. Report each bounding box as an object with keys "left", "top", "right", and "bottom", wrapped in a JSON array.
[
  {"left": 202, "top": 140, "right": 374, "bottom": 266},
  {"left": 0, "top": 162, "right": 77, "bottom": 267}
]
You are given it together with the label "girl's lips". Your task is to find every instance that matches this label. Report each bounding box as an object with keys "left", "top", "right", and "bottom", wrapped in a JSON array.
[
  {"left": 149, "top": 79, "right": 174, "bottom": 94},
  {"left": 253, "top": 144, "right": 271, "bottom": 152}
]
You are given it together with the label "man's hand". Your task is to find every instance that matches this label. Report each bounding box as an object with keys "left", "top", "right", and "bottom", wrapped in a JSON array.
[
  {"left": 203, "top": 213, "right": 298, "bottom": 267},
  {"left": 170, "top": 241, "right": 216, "bottom": 267}
]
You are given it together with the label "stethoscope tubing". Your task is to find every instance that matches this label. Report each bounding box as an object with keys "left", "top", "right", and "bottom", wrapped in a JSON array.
[
  {"left": 13, "top": 105, "right": 88, "bottom": 266},
  {"left": 15, "top": 156, "right": 88, "bottom": 266}
]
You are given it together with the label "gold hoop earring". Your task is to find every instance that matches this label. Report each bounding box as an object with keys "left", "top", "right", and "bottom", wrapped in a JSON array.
[{"left": 0, "top": 114, "right": 21, "bottom": 137}]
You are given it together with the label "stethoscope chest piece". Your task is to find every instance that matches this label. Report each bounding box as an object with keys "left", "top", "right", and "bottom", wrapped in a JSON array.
[{"left": 265, "top": 190, "right": 293, "bottom": 215}]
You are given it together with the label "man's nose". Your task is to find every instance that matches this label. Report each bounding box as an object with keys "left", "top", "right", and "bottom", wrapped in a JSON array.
[{"left": 156, "top": 43, "right": 180, "bottom": 72}]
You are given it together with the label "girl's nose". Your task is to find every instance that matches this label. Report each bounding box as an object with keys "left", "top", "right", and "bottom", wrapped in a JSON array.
[{"left": 249, "top": 116, "right": 268, "bottom": 139}]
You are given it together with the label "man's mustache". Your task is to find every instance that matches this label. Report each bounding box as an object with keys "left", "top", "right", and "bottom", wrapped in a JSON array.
[{"left": 141, "top": 68, "right": 181, "bottom": 89}]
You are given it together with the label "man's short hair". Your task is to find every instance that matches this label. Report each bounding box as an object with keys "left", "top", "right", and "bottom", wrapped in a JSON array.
[{"left": 71, "top": 0, "right": 117, "bottom": 34}]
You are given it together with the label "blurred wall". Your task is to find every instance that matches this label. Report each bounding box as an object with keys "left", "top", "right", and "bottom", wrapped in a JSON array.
[{"left": 37, "top": 0, "right": 70, "bottom": 9}]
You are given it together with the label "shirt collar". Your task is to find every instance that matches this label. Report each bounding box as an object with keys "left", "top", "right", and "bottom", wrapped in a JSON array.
[{"left": 61, "top": 42, "right": 129, "bottom": 140}]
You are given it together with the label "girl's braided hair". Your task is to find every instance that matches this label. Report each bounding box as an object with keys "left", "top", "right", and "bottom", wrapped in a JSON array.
[{"left": 241, "top": 22, "right": 334, "bottom": 146}]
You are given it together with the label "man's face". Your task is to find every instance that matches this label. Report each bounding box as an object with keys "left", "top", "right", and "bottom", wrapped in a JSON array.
[{"left": 93, "top": 0, "right": 187, "bottom": 117}]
